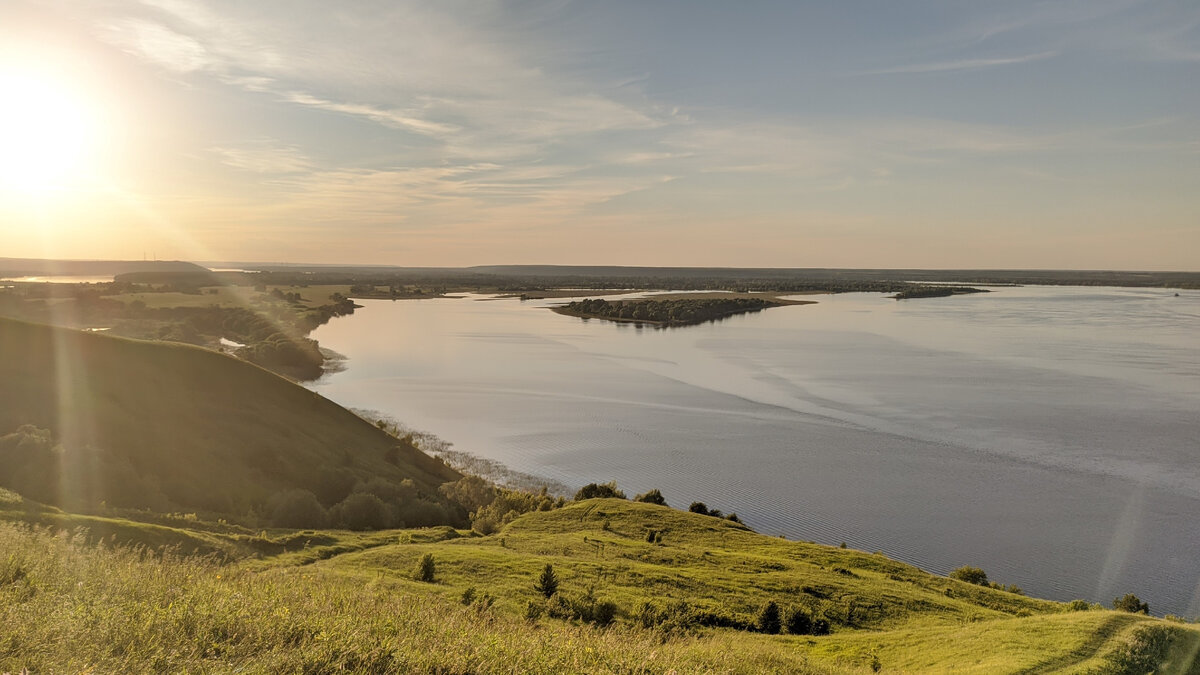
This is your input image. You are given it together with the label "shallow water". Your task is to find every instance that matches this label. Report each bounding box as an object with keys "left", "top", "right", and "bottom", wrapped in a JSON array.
[{"left": 309, "top": 286, "right": 1200, "bottom": 615}]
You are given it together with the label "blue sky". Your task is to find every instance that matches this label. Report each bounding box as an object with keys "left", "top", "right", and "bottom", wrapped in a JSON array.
[{"left": 0, "top": 0, "right": 1197, "bottom": 268}]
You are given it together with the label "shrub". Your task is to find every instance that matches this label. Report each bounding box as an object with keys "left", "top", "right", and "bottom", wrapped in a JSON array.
[
  {"left": 266, "top": 489, "right": 328, "bottom": 528},
  {"left": 785, "top": 608, "right": 812, "bottom": 635},
  {"left": 574, "top": 481, "right": 626, "bottom": 501},
  {"left": 534, "top": 563, "right": 559, "bottom": 598},
  {"left": 949, "top": 565, "right": 989, "bottom": 586},
  {"left": 414, "top": 553, "right": 435, "bottom": 583},
  {"left": 460, "top": 587, "right": 476, "bottom": 605},
  {"left": 634, "top": 489, "right": 667, "bottom": 506},
  {"left": 757, "top": 601, "right": 782, "bottom": 634},
  {"left": 812, "top": 618, "right": 831, "bottom": 635},
  {"left": 645, "top": 530, "right": 657, "bottom": 543},
  {"left": 331, "top": 493, "right": 392, "bottom": 530},
  {"left": 1065, "top": 599, "right": 1092, "bottom": 612},
  {"left": 688, "top": 502, "right": 709, "bottom": 515},
  {"left": 1113, "top": 593, "right": 1150, "bottom": 615}
]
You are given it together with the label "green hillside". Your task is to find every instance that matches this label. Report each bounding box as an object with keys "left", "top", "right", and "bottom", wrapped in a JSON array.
[
  {"left": 0, "top": 317, "right": 459, "bottom": 519},
  {"left": 1, "top": 495, "right": 1196, "bottom": 673}
]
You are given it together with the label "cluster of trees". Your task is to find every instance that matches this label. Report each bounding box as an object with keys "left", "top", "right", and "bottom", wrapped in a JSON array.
[
  {"left": 755, "top": 600, "right": 831, "bottom": 636},
  {"left": 267, "top": 477, "right": 454, "bottom": 530},
  {"left": 0, "top": 425, "right": 169, "bottom": 512},
  {"left": 688, "top": 501, "right": 743, "bottom": 524},
  {"left": 893, "top": 286, "right": 986, "bottom": 300},
  {"left": 560, "top": 298, "right": 778, "bottom": 326}
]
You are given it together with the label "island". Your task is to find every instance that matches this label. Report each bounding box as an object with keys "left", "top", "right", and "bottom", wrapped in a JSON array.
[
  {"left": 551, "top": 294, "right": 812, "bottom": 327},
  {"left": 892, "top": 285, "right": 989, "bottom": 300}
]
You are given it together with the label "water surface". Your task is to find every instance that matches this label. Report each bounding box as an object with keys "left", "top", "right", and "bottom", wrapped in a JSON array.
[{"left": 309, "top": 286, "right": 1200, "bottom": 615}]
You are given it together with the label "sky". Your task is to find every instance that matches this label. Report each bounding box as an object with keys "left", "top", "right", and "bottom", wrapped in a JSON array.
[{"left": 0, "top": 0, "right": 1197, "bottom": 269}]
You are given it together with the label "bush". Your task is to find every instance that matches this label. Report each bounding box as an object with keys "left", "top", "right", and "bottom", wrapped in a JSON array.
[
  {"left": 460, "top": 587, "right": 476, "bottom": 605},
  {"left": 266, "top": 489, "right": 328, "bottom": 528},
  {"left": 1065, "top": 599, "right": 1092, "bottom": 612},
  {"left": 574, "top": 482, "right": 626, "bottom": 501},
  {"left": 534, "top": 563, "right": 559, "bottom": 598},
  {"left": 688, "top": 502, "right": 709, "bottom": 515},
  {"left": 331, "top": 493, "right": 392, "bottom": 530},
  {"left": 634, "top": 489, "right": 667, "bottom": 506},
  {"left": 812, "top": 618, "right": 831, "bottom": 635},
  {"left": 414, "top": 553, "right": 435, "bottom": 583},
  {"left": 757, "top": 601, "right": 782, "bottom": 634},
  {"left": 949, "top": 565, "right": 989, "bottom": 586},
  {"left": 785, "top": 608, "right": 812, "bottom": 635},
  {"left": 1113, "top": 593, "right": 1150, "bottom": 615}
]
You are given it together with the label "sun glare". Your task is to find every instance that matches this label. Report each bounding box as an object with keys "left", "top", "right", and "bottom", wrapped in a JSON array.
[{"left": 0, "top": 67, "right": 99, "bottom": 195}]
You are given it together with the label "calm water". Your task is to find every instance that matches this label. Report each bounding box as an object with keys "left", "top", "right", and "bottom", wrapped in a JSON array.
[{"left": 309, "top": 286, "right": 1200, "bottom": 615}]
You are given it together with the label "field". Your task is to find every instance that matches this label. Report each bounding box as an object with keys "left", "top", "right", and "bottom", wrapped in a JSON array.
[{"left": 2, "top": 490, "right": 1196, "bottom": 674}]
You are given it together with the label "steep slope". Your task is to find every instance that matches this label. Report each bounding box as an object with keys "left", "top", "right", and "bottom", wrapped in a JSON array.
[{"left": 0, "top": 317, "right": 459, "bottom": 516}]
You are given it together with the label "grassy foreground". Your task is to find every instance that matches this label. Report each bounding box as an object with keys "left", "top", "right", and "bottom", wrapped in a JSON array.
[{"left": 3, "top": 496, "right": 1198, "bottom": 673}]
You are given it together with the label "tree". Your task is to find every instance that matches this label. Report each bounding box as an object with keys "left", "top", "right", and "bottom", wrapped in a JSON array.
[
  {"left": 266, "top": 489, "right": 328, "bottom": 528},
  {"left": 1113, "top": 593, "right": 1149, "bottom": 615},
  {"left": 949, "top": 565, "right": 989, "bottom": 586},
  {"left": 785, "top": 608, "right": 812, "bottom": 635},
  {"left": 414, "top": 553, "right": 435, "bottom": 582},
  {"left": 634, "top": 488, "right": 667, "bottom": 506},
  {"left": 688, "top": 502, "right": 709, "bottom": 515},
  {"left": 757, "top": 600, "right": 782, "bottom": 634},
  {"left": 534, "top": 563, "right": 559, "bottom": 598},
  {"left": 574, "top": 481, "right": 626, "bottom": 501}
]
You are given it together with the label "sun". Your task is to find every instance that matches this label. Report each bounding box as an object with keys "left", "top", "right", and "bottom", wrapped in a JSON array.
[{"left": 0, "top": 67, "right": 99, "bottom": 195}]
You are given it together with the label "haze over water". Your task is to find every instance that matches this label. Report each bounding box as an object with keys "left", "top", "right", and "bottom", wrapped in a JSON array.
[{"left": 310, "top": 286, "right": 1200, "bottom": 615}]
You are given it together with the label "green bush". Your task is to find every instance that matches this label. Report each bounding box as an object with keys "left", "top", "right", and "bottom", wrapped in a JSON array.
[
  {"left": 949, "top": 566, "right": 989, "bottom": 586},
  {"left": 785, "top": 608, "right": 812, "bottom": 635},
  {"left": 1113, "top": 593, "right": 1149, "bottom": 615},
  {"left": 534, "top": 563, "right": 559, "bottom": 599},
  {"left": 266, "top": 489, "right": 328, "bottom": 529},
  {"left": 574, "top": 482, "right": 626, "bottom": 501},
  {"left": 414, "top": 553, "right": 436, "bottom": 583},
  {"left": 633, "top": 489, "right": 667, "bottom": 506},
  {"left": 757, "top": 601, "right": 781, "bottom": 634}
]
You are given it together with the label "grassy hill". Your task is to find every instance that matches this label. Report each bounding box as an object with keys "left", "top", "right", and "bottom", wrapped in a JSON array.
[
  {"left": 1, "top": 495, "right": 1196, "bottom": 673},
  {"left": 0, "top": 317, "right": 459, "bottom": 519}
]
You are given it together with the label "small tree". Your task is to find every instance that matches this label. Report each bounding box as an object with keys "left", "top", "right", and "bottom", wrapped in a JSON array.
[
  {"left": 785, "top": 608, "right": 812, "bottom": 635},
  {"left": 757, "top": 600, "right": 782, "bottom": 634},
  {"left": 688, "top": 502, "right": 710, "bottom": 515},
  {"left": 414, "top": 553, "right": 435, "bottom": 582},
  {"left": 535, "top": 563, "right": 559, "bottom": 598},
  {"left": 949, "top": 565, "right": 989, "bottom": 586},
  {"left": 634, "top": 489, "right": 667, "bottom": 506},
  {"left": 574, "top": 481, "right": 626, "bottom": 501},
  {"left": 1113, "top": 593, "right": 1149, "bottom": 615}
]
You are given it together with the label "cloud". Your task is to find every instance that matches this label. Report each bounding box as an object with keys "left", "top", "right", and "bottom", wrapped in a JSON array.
[
  {"left": 209, "top": 141, "right": 312, "bottom": 174},
  {"left": 98, "top": 17, "right": 210, "bottom": 72},
  {"left": 861, "top": 51, "right": 1057, "bottom": 75}
]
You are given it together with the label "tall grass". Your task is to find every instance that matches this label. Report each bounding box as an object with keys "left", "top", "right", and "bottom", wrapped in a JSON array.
[{"left": 0, "top": 523, "right": 833, "bottom": 674}]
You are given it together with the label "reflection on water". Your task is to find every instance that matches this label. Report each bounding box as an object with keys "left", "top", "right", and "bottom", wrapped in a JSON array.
[{"left": 309, "top": 286, "right": 1200, "bottom": 615}]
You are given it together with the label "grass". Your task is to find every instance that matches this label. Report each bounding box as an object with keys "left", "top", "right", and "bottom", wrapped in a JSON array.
[{"left": 1, "top": 497, "right": 1197, "bottom": 673}]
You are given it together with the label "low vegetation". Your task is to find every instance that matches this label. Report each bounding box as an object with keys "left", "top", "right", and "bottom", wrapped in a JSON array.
[{"left": 554, "top": 297, "right": 784, "bottom": 326}]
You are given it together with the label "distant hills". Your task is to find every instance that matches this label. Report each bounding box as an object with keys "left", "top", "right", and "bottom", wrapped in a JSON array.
[
  {"left": 0, "top": 317, "right": 459, "bottom": 518},
  {"left": 0, "top": 257, "right": 205, "bottom": 277}
]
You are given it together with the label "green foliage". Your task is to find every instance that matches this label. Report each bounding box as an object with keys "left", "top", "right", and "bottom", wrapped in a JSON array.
[
  {"left": 786, "top": 608, "right": 813, "bottom": 635},
  {"left": 689, "top": 501, "right": 709, "bottom": 514},
  {"left": 949, "top": 566, "right": 989, "bottom": 586},
  {"left": 633, "top": 489, "right": 667, "bottom": 506},
  {"left": 266, "top": 489, "right": 327, "bottom": 529},
  {"left": 331, "top": 493, "right": 392, "bottom": 531},
  {"left": 574, "top": 481, "right": 626, "bottom": 501},
  {"left": 545, "top": 589, "right": 618, "bottom": 627},
  {"left": 560, "top": 297, "right": 780, "bottom": 327},
  {"left": 1065, "top": 599, "right": 1094, "bottom": 612},
  {"left": 534, "top": 563, "right": 559, "bottom": 599},
  {"left": 1113, "top": 593, "right": 1150, "bottom": 615},
  {"left": 471, "top": 487, "right": 559, "bottom": 534},
  {"left": 757, "top": 601, "right": 782, "bottom": 634},
  {"left": 414, "top": 553, "right": 436, "bottom": 583},
  {"left": 460, "top": 587, "right": 476, "bottom": 605}
]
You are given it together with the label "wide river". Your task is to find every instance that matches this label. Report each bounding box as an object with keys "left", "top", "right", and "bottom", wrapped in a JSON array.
[{"left": 309, "top": 285, "right": 1200, "bottom": 615}]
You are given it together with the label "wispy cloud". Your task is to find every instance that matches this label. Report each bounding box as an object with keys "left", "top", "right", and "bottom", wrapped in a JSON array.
[
  {"left": 209, "top": 141, "right": 312, "bottom": 174},
  {"left": 862, "top": 51, "right": 1057, "bottom": 75}
]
